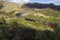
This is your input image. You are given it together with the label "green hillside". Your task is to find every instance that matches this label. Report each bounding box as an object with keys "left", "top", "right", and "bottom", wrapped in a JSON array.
[{"left": 0, "top": 1, "right": 60, "bottom": 40}]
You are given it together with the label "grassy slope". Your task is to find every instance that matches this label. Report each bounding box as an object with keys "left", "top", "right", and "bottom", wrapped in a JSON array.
[
  {"left": 0, "top": 2, "right": 60, "bottom": 40},
  {"left": 0, "top": 1, "right": 60, "bottom": 31}
]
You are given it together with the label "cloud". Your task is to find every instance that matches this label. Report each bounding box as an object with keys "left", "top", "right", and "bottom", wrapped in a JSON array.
[
  {"left": 47, "top": 0, "right": 60, "bottom": 3},
  {"left": 8, "top": 0, "right": 60, "bottom": 3},
  {"left": 8, "top": 0, "right": 60, "bottom": 5},
  {"left": 8, "top": 0, "right": 29, "bottom": 4}
]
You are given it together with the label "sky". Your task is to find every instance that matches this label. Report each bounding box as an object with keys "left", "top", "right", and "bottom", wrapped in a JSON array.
[{"left": 8, "top": 0, "right": 60, "bottom": 5}]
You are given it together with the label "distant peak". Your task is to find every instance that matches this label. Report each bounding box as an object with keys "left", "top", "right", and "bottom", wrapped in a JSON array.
[{"left": 22, "top": 3, "right": 60, "bottom": 10}]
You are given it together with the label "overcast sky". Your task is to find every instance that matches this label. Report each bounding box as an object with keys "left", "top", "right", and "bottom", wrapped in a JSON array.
[{"left": 8, "top": 0, "right": 60, "bottom": 5}]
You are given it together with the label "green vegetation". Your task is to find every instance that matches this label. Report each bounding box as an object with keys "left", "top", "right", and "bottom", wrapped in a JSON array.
[{"left": 0, "top": 1, "right": 60, "bottom": 40}]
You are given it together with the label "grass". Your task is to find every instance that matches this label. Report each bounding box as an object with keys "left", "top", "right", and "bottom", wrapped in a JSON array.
[{"left": 0, "top": 2, "right": 60, "bottom": 40}]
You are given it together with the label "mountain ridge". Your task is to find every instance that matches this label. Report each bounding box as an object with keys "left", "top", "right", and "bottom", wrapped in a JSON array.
[{"left": 22, "top": 3, "right": 60, "bottom": 10}]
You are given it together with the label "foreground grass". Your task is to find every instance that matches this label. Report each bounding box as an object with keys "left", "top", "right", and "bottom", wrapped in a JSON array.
[{"left": 0, "top": 3, "right": 60, "bottom": 40}]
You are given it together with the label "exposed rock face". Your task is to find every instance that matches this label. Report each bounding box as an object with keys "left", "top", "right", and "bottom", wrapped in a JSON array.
[{"left": 22, "top": 3, "right": 60, "bottom": 10}]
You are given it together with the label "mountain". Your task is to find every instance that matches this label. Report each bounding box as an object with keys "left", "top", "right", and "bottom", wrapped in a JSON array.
[
  {"left": 0, "top": 2, "right": 60, "bottom": 40},
  {"left": 22, "top": 3, "right": 60, "bottom": 10},
  {"left": 0, "top": 2, "right": 60, "bottom": 17}
]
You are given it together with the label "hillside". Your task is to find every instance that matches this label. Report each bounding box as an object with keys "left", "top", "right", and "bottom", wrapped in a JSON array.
[
  {"left": 0, "top": 2, "right": 60, "bottom": 40},
  {"left": 22, "top": 3, "right": 60, "bottom": 10}
]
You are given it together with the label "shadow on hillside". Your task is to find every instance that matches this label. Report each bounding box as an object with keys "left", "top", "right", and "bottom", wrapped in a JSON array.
[
  {"left": 5, "top": 25, "right": 60, "bottom": 40},
  {"left": 0, "top": 22, "right": 60, "bottom": 40},
  {"left": 7, "top": 27, "right": 37, "bottom": 40}
]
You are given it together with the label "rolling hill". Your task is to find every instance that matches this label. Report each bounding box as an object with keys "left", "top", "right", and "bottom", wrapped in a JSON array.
[{"left": 0, "top": 1, "right": 60, "bottom": 40}]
